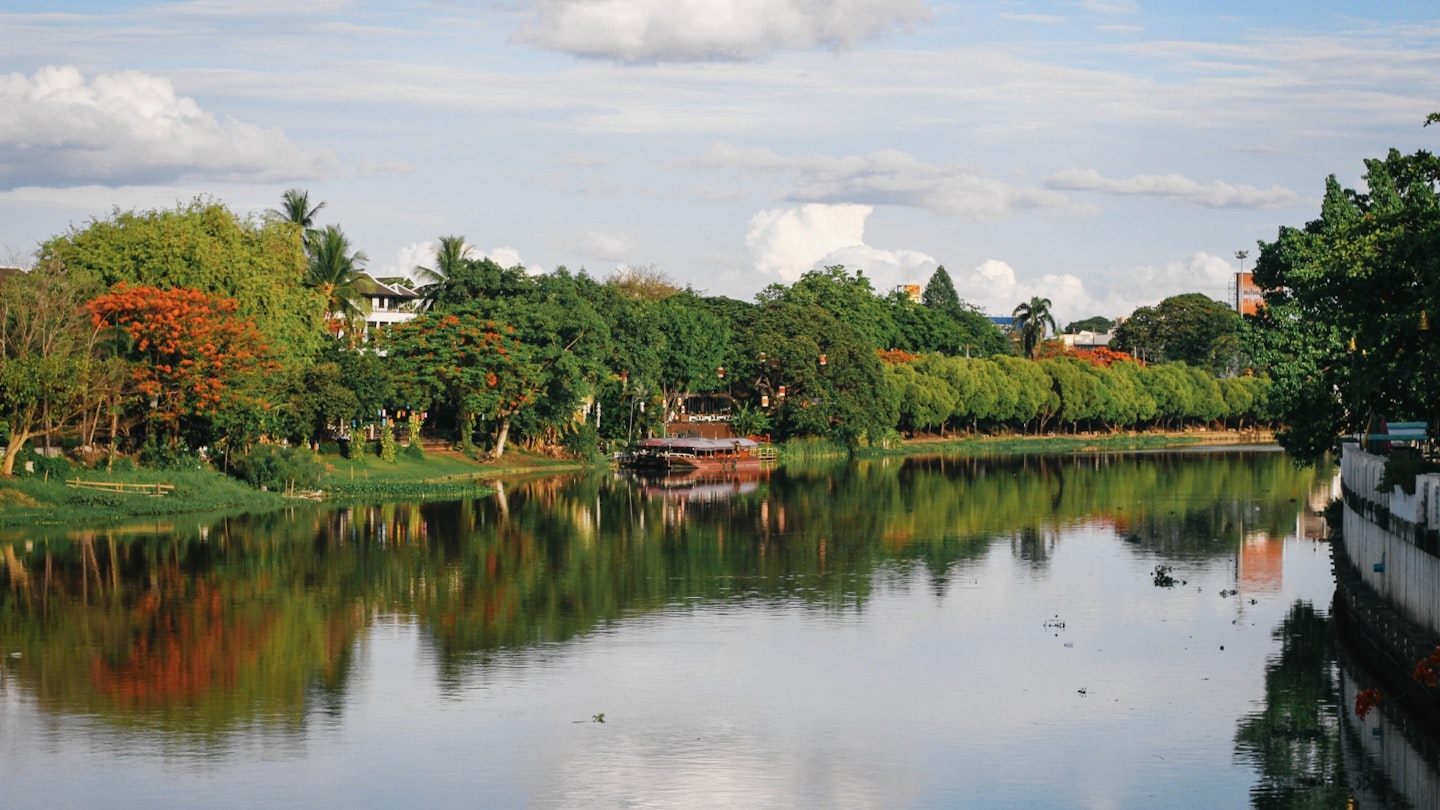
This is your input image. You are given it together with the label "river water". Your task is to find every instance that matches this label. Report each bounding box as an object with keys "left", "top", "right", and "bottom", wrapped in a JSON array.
[{"left": 1, "top": 450, "right": 1435, "bottom": 808}]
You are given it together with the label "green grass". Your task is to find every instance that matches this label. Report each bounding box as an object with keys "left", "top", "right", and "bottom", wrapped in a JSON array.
[{"left": 0, "top": 468, "right": 284, "bottom": 527}]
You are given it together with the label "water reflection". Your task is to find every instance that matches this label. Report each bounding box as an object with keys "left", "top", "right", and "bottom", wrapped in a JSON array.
[{"left": 3, "top": 450, "right": 1427, "bottom": 807}]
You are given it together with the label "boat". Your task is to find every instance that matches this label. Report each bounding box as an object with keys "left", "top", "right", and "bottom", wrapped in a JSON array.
[{"left": 626, "top": 436, "right": 776, "bottom": 472}]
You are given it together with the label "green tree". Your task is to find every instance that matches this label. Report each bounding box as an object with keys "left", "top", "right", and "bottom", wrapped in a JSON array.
[
  {"left": 760, "top": 266, "right": 899, "bottom": 351},
  {"left": 1064, "top": 316, "right": 1114, "bottom": 335},
  {"left": 1244, "top": 146, "right": 1440, "bottom": 461},
  {"left": 0, "top": 266, "right": 104, "bottom": 476},
  {"left": 40, "top": 200, "right": 327, "bottom": 365},
  {"left": 268, "top": 188, "right": 325, "bottom": 250},
  {"left": 733, "top": 301, "right": 896, "bottom": 450},
  {"left": 1114, "top": 293, "right": 1239, "bottom": 373},
  {"left": 414, "top": 235, "right": 473, "bottom": 311},
  {"left": 921, "top": 265, "right": 961, "bottom": 313},
  {"left": 1012, "top": 296, "right": 1057, "bottom": 360},
  {"left": 306, "top": 225, "right": 370, "bottom": 331}
]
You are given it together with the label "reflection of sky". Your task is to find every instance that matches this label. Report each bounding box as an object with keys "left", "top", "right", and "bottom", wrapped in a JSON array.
[{"left": 1, "top": 530, "right": 1338, "bottom": 809}]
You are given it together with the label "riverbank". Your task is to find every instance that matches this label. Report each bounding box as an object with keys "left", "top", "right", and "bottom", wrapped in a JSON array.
[{"left": 0, "top": 429, "right": 1276, "bottom": 527}]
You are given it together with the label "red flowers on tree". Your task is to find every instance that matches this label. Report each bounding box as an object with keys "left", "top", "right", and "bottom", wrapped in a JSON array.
[{"left": 86, "top": 283, "right": 277, "bottom": 436}]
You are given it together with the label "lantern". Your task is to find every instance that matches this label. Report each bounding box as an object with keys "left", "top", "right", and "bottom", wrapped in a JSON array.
[
  {"left": 761, "top": 395, "right": 770, "bottom": 408},
  {"left": 778, "top": 385, "right": 786, "bottom": 398},
  {"left": 717, "top": 366, "right": 725, "bottom": 379},
  {"left": 819, "top": 354, "right": 827, "bottom": 366}
]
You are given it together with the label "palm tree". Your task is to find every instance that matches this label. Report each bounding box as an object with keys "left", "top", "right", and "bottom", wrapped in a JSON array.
[
  {"left": 1012, "top": 296, "right": 1057, "bottom": 360},
  {"left": 269, "top": 188, "right": 326, "bottom": 250},
  {"left": 307, "top": 225, "right": 369, "bottom": 331},
  {"left": 414, "top": 235, "right": 472, "bottom": 311}
]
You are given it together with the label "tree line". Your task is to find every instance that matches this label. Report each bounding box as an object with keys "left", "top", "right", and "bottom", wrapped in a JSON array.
[{"left": 0, "top": 191, "right": 1266, "bottom": 477}]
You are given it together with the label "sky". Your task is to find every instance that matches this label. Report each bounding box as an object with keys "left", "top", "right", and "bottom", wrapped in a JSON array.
[{"left": 2, "top": 1, "right": 1438, "bottom": 326}]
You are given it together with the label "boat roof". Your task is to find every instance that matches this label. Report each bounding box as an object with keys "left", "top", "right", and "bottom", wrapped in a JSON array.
[{"left": 637, "top": 437, "right": 761, "bottom": 450}]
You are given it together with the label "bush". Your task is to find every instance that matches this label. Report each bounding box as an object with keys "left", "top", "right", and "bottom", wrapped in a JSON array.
[
  {"left": 231, "top": 444, "right": 324, "bottom": 492},
  {"left": 12, "top": 447, "right": 72, "bottom": 478},
  {"left": 1381, "top": 447, "right": 1440, "bottom": 495},
  {"left": 139, "top": 435, "right": 203, "bottom": 470},
  {"left": 318, "top": 441, "right": 342, "bottom": 456},
  {"left": 401, "top": 441, "right": 426, "bottom": 461},
  {"left": 561, "top": 421, "right": 603, "bottom": 463}
]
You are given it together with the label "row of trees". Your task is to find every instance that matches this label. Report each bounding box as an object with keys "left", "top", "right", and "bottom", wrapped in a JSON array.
[
  {"left": 1, "top": 191, "right": 1271, "bottom": 475},
  {"left": 888, "top": 352, "right": 1270, "bottom": 436}
]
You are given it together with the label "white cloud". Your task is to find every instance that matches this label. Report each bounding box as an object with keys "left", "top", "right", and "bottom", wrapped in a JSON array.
[
  {"left": 695, "top": 142, "right": 1096, "bottom": 222},
  {"left": 1044, "top": 168, "right": 1302, "bottom": 209},
  {"left": 511, "top": 0, "right": 934, "bottom": 63},
  {"left": 383, "top": 240, "right": 543, "bottom": 279},
  {"left": 0, "top": 65, "right": 339, "bottom": 189},
  {"left": 947, "top": 259, "right": 1095, "bottom": 321},
  {"left": 382, "top": 240, "right": 442, "bottom": 281},
  {"left": 745, "top": 203, "right": 872, "bottom": 280},
  {"left": 483, "top": 246, "right": 546, "bottom": 275}
]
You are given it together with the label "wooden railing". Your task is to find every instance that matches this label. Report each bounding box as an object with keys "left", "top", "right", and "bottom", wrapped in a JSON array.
[{"left": 66, "top": 479, "right": 174, "bottom": 496}]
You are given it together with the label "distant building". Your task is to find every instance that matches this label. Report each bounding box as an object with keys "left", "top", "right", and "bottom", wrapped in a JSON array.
[
  {"left": 895, "top": 283, "right": 922, "bottom": 303},
  {"left": 0, "top": 266, "right": 23, "bottom": 284},
  {"left": 355, "top": 273, "right": 420, "bottom": 340},
  {"left": 1234, "top": 272, "right": 1263, "bottom": 315},
  {"left": 988, "top": 315, "right": 1016, "bottom": 331},
  {"left": 1060, "top": 330, "right": 1114, "bottom": 349}
]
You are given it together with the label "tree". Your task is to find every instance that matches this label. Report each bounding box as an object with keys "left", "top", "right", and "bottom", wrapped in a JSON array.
[
  {"left": 40, "top": 199, "right": 326, "bottom": 365},
  {"left": 268, "top": 188, "right": 325, "bottom": 250},
  {"left": 653, "top": 293, "right": 730, "bottom": 421},
  {"left": 87, "top": 283, "right": 278, "bottom": 451},
  {"left": 1064, "top": 316, "right": 1114, "bottom": 335},
  {"left": 306, "top": 225, "right": 370, "bottom": 331},
  {"left": 1113, "top": 293, "right": 1239, "bottom": 373},
  {"left": 921, "top": 265, "right": 961, "bottom": 313},
  {"left": 1012, "top": 297, "right": 1057, "bottom": 360},
  {"left": 609, "top": 264, "right": 681, "bottom": 301},
  {"left": 760, "top": 266, "right": 899, "bottom": 352},
  {"left": 732, "top": 301, "right": 896, "bottom": 450},
  {"left": 387, "top": 312, "right": 542, "bottom": 458},
  {"left": 1244, "top": 145, "right": 1440, "bottom": 461},
  {"left": 0, "top": 265, "right": 104, "bottom": 475},
  {"left": 414, "top": 235, "right": 473, "bottom": 311}
]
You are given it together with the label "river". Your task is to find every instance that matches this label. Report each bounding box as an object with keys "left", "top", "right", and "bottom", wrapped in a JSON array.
[{"left": 1, "top": 449, "right": 1435, "bottom": 808}]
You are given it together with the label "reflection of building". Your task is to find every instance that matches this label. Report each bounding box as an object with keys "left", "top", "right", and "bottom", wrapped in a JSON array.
[
  {"left": 1234, "top": 272, "right": 1264, "bottom": 316},
  {"left": 1238, "top": 531, "right": 1283, "bottom": 592}
]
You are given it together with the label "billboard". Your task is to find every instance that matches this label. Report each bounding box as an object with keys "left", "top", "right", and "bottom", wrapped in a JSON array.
[{"left": 1235, "top": 272, "right": 1264, "bottom": 316}]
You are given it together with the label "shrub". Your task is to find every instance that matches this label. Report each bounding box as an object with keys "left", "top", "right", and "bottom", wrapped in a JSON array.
[
  {"left": 402, "top": 441, "right": 426, "bottom": 461},
  {"left": 231, "top": 444, "right": 324, "bottom": 492},
  {"left": 561, "top": 421, "right": 603, "bottom": 463},
  {"left": 1381, "top": 447, "right": 1440, "bottom": 495}
]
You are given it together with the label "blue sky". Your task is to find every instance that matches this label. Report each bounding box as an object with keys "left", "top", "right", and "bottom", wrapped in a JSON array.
[{"left": 2, "top": 1, "right": 1438, "bottom": 324}]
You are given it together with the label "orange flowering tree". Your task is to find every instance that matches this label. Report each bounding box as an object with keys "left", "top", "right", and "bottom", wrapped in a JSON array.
[
  {"left": 87, "top": 283, "right": 277, "bottom": 450},
  {"left": 386, "top": 312, "right": 541, "bottom": 458}
]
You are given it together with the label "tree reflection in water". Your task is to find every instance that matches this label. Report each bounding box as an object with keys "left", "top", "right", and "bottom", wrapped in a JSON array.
[{"left": 1233, "top": 601, "right": 1351, "bottom": 807}]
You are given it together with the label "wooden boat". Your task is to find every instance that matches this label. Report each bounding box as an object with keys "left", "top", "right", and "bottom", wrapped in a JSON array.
[{"left": 628, "top": 437, "right": 776, "bottom": 472}]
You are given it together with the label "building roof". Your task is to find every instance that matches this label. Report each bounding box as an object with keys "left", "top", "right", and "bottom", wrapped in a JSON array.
[{"left": 354, "top": 273, "right": 419, "bottom": 300}]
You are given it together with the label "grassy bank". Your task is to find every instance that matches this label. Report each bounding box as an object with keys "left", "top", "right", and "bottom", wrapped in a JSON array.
[
  {"left": 1, "top": 431, "right": 1270, "bottom": 527},
  {"left": 0, "top": 468, "right": 285, "bottom": 527},
  {"left": 316, "top": 447, "right": 579, "bottom": 501}
]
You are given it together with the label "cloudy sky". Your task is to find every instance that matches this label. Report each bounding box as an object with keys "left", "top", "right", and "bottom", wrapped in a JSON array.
[{"left": 2, "top": 1, "right": 1438, "bottom": 324}]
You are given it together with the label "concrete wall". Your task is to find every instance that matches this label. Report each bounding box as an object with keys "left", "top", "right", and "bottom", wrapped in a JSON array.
[{"left": 1339, "top": 444, "right": 1440, "bottom": 636}]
